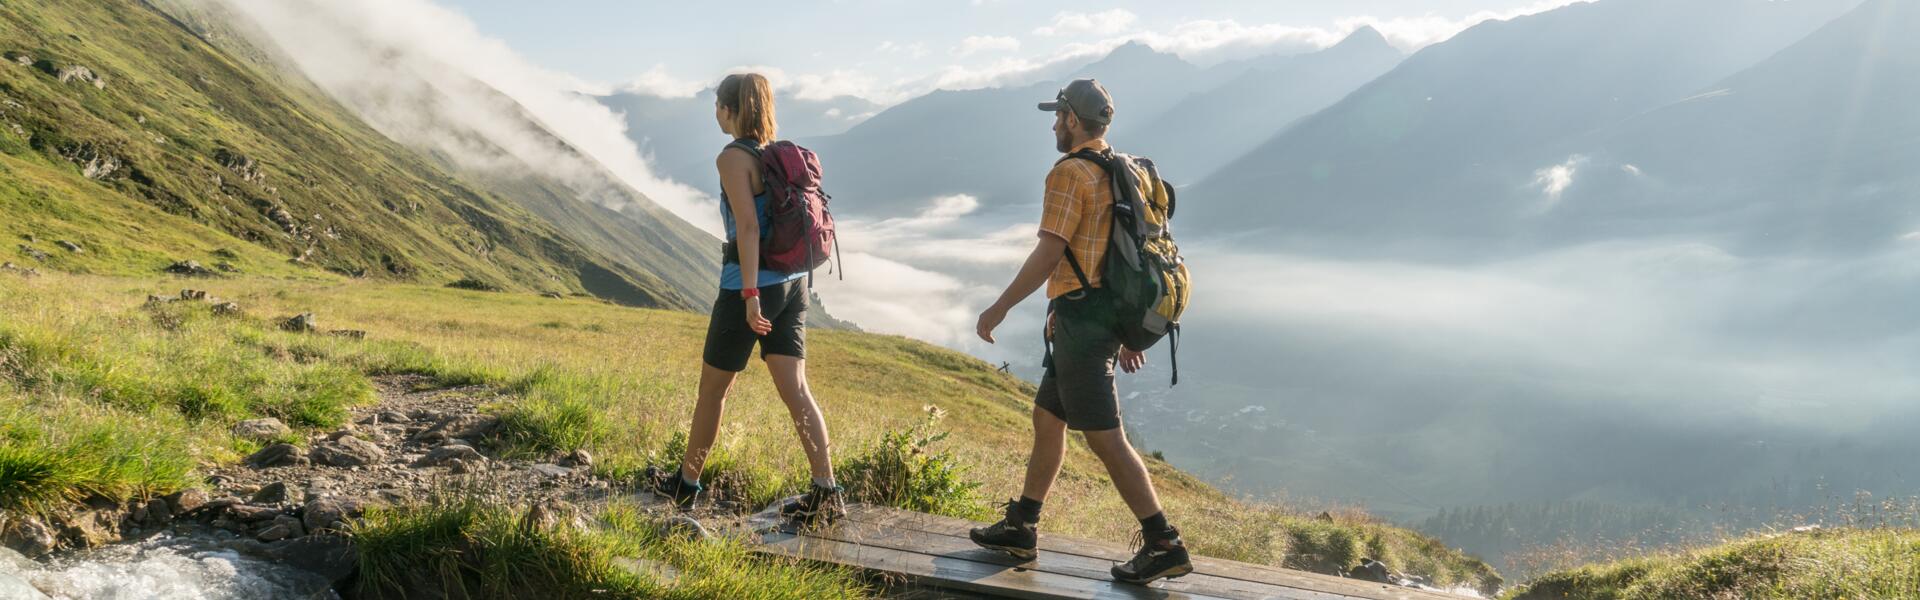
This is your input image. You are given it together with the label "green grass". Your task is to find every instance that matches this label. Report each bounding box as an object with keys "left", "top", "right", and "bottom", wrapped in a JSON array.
[
  {"left": 0, "top": 272, "right": 1501, "bottom": 593},
  {"left": 0, "top": 397, "right": 197, "bottom": 513},
  {"left": 837, "top": 408, "right": 992, "bottom": 521},
  {"left": 1507, "top": 528, "right": 1920, "bottom": 599},
  {"left": 351, "top": 498, "right": 869, "bottom": 599}
]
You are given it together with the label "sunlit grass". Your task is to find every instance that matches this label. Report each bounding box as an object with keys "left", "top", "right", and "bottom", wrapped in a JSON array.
[
  {"left": 1506, "top": 528, "right": 1920, "bottom": 599},
  {"left": 351, "top": 498, "right": 870, "bottom": 599},
  {"left": 0, "top": 272, "right": 1500, "bottom": 591}
]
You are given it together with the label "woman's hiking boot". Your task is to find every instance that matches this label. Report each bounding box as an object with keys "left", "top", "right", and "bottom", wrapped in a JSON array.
[
  {"left": 1111, "top": 527, "right": 1193, "bottom": 585},
  {"left": 644, "top": 465, "right": 702, "bottom": 510},
  {"left": 969, "top": 500, "right": 1039, "bottom": 561},
  {"left": 780, "top": 483, "right": 846, "bottom": 525}
]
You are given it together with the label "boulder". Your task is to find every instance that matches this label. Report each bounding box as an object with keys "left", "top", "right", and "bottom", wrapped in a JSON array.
[
  {"left": 540, "top": 292, "right": 564, "bottom": 299},
  {"left": 1346, "top": 558, "right": 1393, "bottom": 584},
  {"left": 165, "top": 488, "right": 209, "bottom": 515},
  {"left": 231, "top": 417, "right": 291, "bottom": 441},
  {"left": 563, "top": 448, "right": 594, "bottom": 468},
  {"left": 144, "top": 498, "right": 173, "bottom": 526},
  {"left": 412, "top": 444, "right": 483, "bottom": 468},
  {"left": 256, "top": 522, "right": 295, "bottom": 542},
  {"left": 17, "top": 244, "right": 48, "bottom": 261},
  {"left": 328, "top": 330, "right": 367, "bottom": 340},
  {"left": 211, "top": 301, "right": 243, "bottom": 316},
  {"left": 55, "top": 240, "right": 82, "bottom": 253},
  {"left": 251, "top": 481, "right": 291, "bottom": 504},
  {"left": 301, "top": 498, "right": 361, "bottom": 533},
  {"left": 246, "top": 443, "right": 309, "bottom": 468},
  {"left": 227, "top": 504, "right": 282, "bottom": 523},
  {"left": 1, "top": 516, "right": 57, "bottom": 557},
  {"left": 280, "top": 313, "right": 316, "bottom": 333},
  {"left": 54, "top": 509, "right": 122, "bottom": 549},
  {"left": 177, "top": 289, "right": 206, "bottom": 301},
  {"left": 55, "top": 64, "right": 105, "bottom": 88},
  {"left": 310, "top": 435, "right": 384, "bottom": 467},
  {"left": 164, "top": 260, "right": 215, "bottom": 277},
  {"left": 1, "top": 262, "right": 39, "bottom": 277}
]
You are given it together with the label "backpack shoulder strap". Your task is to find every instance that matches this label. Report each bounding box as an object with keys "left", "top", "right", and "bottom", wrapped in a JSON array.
[
  {"left": 1053, "top": 147, "right": 1114, "bottom": 293},
  {"left": 724, "top": 139, "right": 764, "bottom": 158},
  {"left": 1056, "top": 147, "right": 1113, "bottom": 170}
]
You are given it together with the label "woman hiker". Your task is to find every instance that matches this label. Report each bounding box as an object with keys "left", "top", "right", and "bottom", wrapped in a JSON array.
[{"left": 646, "top": 73, "right": 843, "bottom": 523}]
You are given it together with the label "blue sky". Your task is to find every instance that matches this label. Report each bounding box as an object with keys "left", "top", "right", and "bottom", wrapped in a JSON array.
[{"left": 436, "top": 0, "right": 1577, "bottom": 102}]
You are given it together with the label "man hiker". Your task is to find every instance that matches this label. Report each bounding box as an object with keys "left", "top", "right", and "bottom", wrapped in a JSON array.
[{"left": 971, "top": 78, "right": 1194, "bottom": 585}]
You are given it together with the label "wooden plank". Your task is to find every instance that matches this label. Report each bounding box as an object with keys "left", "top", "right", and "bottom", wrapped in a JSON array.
[
  {"left": 799, "top": 516, "right": 1365, "bottom": 600},
  {"left": 757, "top": 529, "right": 1236, "bottom": 600},
  {"left": 839, "top": 506, "right": 1466, "bottom": 600}
]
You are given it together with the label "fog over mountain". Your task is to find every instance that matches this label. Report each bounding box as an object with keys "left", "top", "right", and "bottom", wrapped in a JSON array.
[
  {"left": 1184, "top": 0, "right": 1865, "bottom": 252},
  {"left": 1131, "top": 26, "right": 1405, "bottom": 183}
]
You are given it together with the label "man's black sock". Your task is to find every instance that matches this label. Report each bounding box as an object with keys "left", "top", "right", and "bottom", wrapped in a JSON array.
[
  {"left": 1139, "top": 512, "right": 1176, "bottom": 541},
  {"left": 1016, "top": 496, "right": 1045, "bottom": 524}
]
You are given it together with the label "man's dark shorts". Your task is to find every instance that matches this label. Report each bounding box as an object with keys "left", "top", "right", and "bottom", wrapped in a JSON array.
[
  {"left": 1035, "top": 286, "right": 1123, "bottom": 431},
  {"left": 703, "top": 277, "right": 808, "bottom": 372}
]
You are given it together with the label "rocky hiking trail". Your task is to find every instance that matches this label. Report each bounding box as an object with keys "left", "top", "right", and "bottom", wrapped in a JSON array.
[{"left": 2, "top": 374, "right": 733, "bottom": 596}]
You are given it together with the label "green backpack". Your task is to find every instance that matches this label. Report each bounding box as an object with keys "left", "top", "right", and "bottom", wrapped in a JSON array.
[{"left": 1060, "top": 148, "right": 1193, "bottom": 385}]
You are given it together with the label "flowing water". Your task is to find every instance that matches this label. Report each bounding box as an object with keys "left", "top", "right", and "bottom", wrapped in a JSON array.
[{"left": 2, "top": 534, "right": 336, "bottom": 600}]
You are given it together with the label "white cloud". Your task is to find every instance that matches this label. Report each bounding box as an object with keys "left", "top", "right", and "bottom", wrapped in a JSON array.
[
  {"left": 1034, "top": 9, "right": 1139, "bottom": 37},
  {"left": 1530, "top": 155, "right": 1588, "bottom": 214},
  {"left": 813, "top": 195, "right": 1037, "bottom": 351},
  {"left": 217, "top": 0, "right": 722, "bottom": 234},
  {"left": 876, "top": 41, "right": 930, "bottom": 60},
  {"left": 618, "top": 64, "right": 706, "bottom": 98},
  {"left": 1337, "top": 0, "right": 1590, "bottom": 51},
  {"left": 952, "top": 35, "right": 1022, "bottom": 57},
  {"left": 1125, "top": 20, "right": 1338, "bottom": 61}
]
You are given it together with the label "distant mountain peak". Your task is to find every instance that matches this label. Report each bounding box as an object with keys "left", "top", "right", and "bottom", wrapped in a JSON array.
[
  {"left": 1076, "top": 40, "right": 1194, "bottom": 79},
  {"left": 1338, "top": 25, "right": 1390, "bottom": 49}
]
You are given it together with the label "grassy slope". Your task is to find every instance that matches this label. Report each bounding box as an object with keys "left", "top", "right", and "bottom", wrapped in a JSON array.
[
  {"left": 145, "top": 0, "right": 719, "bottom": 309},
  {"left": 0, "top": 272, "right": 1500, "bottom": 593},
  {"left": 0, "top": 0, "right": 694, "bottom": 309},
  {"left": 1507, "top": 529, "right": 1920, "bottom": 599}
]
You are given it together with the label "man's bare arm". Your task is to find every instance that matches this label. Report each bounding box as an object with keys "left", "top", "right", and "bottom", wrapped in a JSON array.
[{"left": 977, "top": 234, "right": 1069, "bottom": 343}]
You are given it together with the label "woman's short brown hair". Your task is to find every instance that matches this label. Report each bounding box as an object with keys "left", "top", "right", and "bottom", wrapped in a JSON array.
[{"left": 718, "top": 73, "right": 778, "bottom": 144}]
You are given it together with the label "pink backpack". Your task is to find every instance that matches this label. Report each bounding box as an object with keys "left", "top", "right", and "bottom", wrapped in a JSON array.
[{"left": 728, "top": 140, "right": 839, "bottom": 278}]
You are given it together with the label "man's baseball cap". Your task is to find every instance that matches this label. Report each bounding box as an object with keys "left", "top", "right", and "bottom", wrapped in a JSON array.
[{"left": 1037, "top": 78, "right": 1114, "bottom": 125}]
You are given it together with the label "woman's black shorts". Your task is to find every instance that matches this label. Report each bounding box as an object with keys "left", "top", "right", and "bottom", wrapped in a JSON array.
[{"left": 703, "top": 277, "right": 809, "bottom": 372}]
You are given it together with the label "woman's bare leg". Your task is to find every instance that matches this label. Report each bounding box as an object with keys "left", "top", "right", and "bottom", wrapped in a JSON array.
[
  {"left": 680, "top": 362, "right": 739, "bottom": 481},
  {"left": 764, "top": 354, "right": 834, "bottom": 482}
]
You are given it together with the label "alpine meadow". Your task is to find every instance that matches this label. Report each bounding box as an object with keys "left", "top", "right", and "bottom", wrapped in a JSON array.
[{"left": 3, "top": 0, "right": 1919, "bottom": 599}]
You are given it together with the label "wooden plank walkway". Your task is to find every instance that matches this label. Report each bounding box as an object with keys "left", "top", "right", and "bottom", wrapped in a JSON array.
[{"left": 746, "top": 504, "right": 1469, "bottom": 600}]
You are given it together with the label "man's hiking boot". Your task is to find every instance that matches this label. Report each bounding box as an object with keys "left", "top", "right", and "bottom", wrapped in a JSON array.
[
  {"left": 644, "top": 465, "right": 702, "bottom": 510},
  {"left": 780, "top": 483, "right": 847, "bottom": 525},
  {"left": 969, "top": 500, "right": 1039, "bottom": 561},
  {"left": 1111, "top": 527, "right": 1193, "bottom": 585}
]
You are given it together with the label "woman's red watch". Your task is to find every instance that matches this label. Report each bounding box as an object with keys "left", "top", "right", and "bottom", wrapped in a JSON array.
[{"left": 740, "top": 287, "right": 760, "bottom": 299}]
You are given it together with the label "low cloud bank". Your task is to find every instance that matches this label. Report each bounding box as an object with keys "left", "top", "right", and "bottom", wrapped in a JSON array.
[{"left": 216, "top": 0, "right": 722, "bottom": 234}]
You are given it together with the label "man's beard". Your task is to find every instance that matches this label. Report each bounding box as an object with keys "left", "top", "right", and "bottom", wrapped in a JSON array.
[{"left": 1055, "top": 130, "right": 1071, "bottom": 153}]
